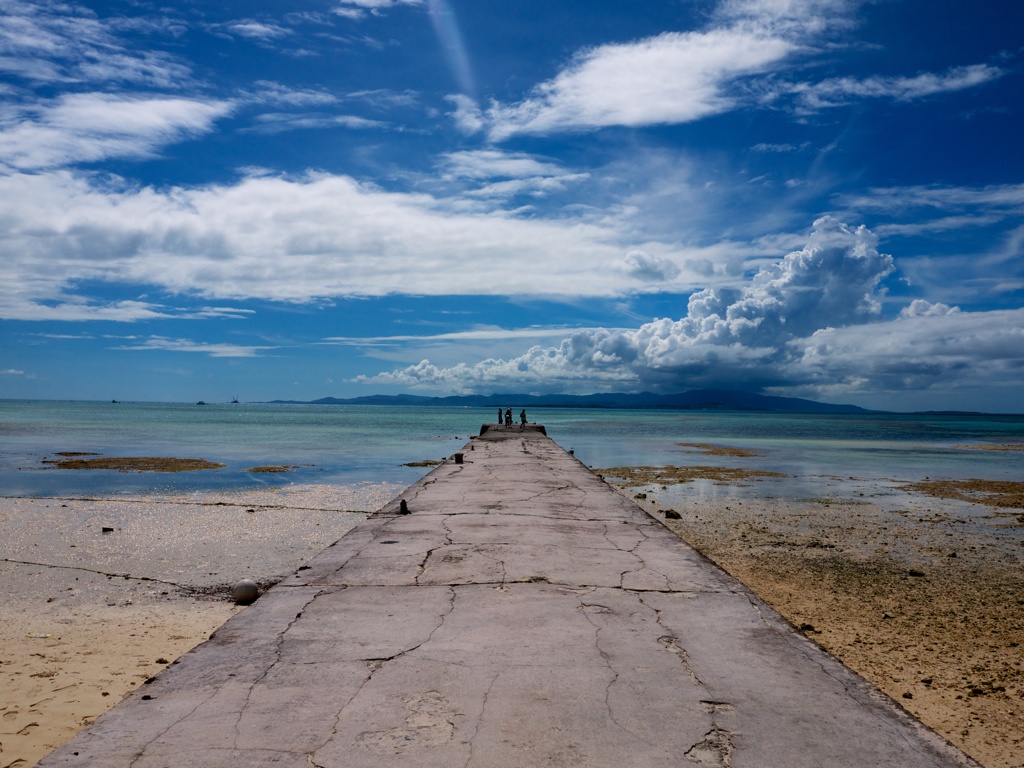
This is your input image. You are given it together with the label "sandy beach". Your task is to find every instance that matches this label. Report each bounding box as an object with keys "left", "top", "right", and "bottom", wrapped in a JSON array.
[
  {"left": 3, "top": 463, "right": 1022, "bottom": 768},
  {"left": 608, "top": 462, "right": 1024, "bottom": 768},
  {"left": 0, "top": 482, "right": 401, "bottom": 768}
]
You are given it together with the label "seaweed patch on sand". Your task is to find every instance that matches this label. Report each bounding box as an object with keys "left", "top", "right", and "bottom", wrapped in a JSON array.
[
  {"left": 676, "top": 442, "right": 761, "bottom": 457},
  {"left": 652, "top": 494, "right": 1024, "bottom": 768},
  {"left": 903, "top": 479, "right": 1024, "bottom": 509},
  {"left": 246, "top": 464, "right": 313, "bottom": 473},
  {"left": 403, "top": 459, "right": 443, "bottom": 467},
  {"left": 45, "top": 456, "right": 225, "bottom": 472},
  {"left": 603, "top": 465, "right": 787, "bottom": 486}
]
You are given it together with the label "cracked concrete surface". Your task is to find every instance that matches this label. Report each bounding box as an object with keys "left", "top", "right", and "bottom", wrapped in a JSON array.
[{"left": 38, "top": 426, "right": 979, "bottom": 767}]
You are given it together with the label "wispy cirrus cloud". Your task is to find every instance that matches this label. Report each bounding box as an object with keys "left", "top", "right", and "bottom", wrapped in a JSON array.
[
  {"left": 113, "top": 337, "right": 276, "bottom": 358},
  {"left": 0, "top": 93, "right": 233, "bottom": 170},
  {"left": 438, "top": 149, "right": 590, "bottom": 199},
  {"left": 332, "top": 0, "right": 424, "bottom": 21},
  {"left": 244, "top": 112, "right": 386, "bottom": 134},
  {"left": 786, "top": 64, "right": 1004, "bottom": 110},
  {"left": 0, "top": 0, "right": 191, "bottom": 87},
  {"left": 324, "top": 326, "right": 605, "bottom": 345},
  {"left": 225, "top": 20, "right": 293, "bottom": 41}
]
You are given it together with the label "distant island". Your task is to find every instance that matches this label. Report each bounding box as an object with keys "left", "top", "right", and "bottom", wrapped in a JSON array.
[{"left": 267, "top": 389, "right": 880, "bottom": 414}]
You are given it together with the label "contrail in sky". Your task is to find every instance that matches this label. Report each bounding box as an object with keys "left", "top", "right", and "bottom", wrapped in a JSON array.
[{"left": 427, "top": 0, "right": 476, "bottom": 97}]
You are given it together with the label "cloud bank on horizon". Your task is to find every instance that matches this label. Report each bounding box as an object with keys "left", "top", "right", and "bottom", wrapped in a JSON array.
[{"left": 1, "top": 0, "right": 1022, "bottom": 411}]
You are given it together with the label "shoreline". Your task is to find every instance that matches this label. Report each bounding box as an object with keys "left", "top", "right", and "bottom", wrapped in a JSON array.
[{"left": 0, "top": 482, "right": 402, "bottom": 767}]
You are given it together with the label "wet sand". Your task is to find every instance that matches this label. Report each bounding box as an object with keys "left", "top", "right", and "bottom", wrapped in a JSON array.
[
  {"left": 0, "top": 482, "right": 401, "bottom": 768},
  {"left": 612, "top": 468, "right": 1024, "bottom": 768}
]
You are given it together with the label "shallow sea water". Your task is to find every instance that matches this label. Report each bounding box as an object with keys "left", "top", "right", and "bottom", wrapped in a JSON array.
[{"left": 1, "top": 400, "right": 1022, "bottom": 500}]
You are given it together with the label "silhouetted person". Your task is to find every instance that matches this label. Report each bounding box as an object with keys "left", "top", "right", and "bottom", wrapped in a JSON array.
[
  {"left": 520, "top": 409, "right": 527, "bottom": 429},
  {"left": 504, "top": 407, "right": 512, "bottom": 428},
  {"left": 497, "top": 408, "right": 503, "bottom": 425}
]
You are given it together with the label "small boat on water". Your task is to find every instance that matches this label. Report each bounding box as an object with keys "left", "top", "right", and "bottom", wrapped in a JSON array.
[{"left": 196, "top": 400, "right": 207, "bottom": 405}]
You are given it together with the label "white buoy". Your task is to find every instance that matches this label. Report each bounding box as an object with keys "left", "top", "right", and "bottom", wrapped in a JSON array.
[{"left": 232, "top": 579, "right": 259, "bottom": 604}]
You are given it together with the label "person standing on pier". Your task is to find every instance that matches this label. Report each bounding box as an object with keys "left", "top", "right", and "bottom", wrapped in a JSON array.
[{"left": 497, "top": 408, "right": 503, "bottom": 426}]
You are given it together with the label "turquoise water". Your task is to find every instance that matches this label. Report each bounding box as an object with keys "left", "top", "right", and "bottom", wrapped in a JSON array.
[{"left": 1, "top": 400, "right": 1022, "bottom": 497}]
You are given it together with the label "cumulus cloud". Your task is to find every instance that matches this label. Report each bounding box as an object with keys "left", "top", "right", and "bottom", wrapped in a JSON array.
[
  {"left": 899, "top": 300, "right": 960, "bottom": 318},
  {"left": 614, "top": 251, "right": 681, "bottom": 283},
  {"left": 361, "top": 216, "right": 1024, "bottom": 402},
  {"left": 794, "top": 308, "right": 1024, "bottom": 395},
  {"left": 486, "top": 30, "right": 795, "bottom": 140},
  {"left": 361, "top": 216, "right": 898, "bottom": 392},
  {"left": 0, "top": 93, "right": 233, "bottom": 170}
]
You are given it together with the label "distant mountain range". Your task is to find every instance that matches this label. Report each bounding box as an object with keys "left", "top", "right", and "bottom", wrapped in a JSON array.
[{"left": 268, "top": 389, "right": 879, "bottom": 414}]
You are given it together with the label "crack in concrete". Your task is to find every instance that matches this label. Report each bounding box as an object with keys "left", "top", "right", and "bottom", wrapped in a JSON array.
[
  {"left": 657, "top": 633, "right": 705, "bottom": 687},
  {"left": 232, "top": 589, "right": 327, "bottom": 749},
  {"left": 577, "top": 596, "right": 633, "bottom": 740},
  {"left": 307, "top": 586, "right": 458, "bottom": 766},
  {"left": 461, "top": 669, "right": 502, "bottom": 768},
  {"left": 684, "top": 725, "right": 734, "bottom": 766},
  {"left": 123, "top": 587, "right": 323, "bottom": 767}
]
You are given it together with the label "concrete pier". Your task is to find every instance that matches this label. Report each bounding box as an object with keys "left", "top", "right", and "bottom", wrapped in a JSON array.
[{"left": 39, "top": 426, "right": 978, "bottom": 767}]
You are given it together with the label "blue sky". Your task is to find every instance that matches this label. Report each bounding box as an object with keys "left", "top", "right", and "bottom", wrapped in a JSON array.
[{"left": 1, "top": 0, "right": 1022, "bottom": 411}]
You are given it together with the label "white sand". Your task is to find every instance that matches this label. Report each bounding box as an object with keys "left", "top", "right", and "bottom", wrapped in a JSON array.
[{"left": 0, "top": 482, "right": 402, "bottom": 767}]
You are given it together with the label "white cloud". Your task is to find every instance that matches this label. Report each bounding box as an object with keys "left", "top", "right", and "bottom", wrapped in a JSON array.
[
  {"left": 361, "top": 218, "right": 1024, "bottom": 403},
  {"left": 614, "top": 251, "right": 681, "bottom": 283},
  {"left": 899, "top": 300, "right": 960, "bottom": 318},
  {"left": 1, "top": 368, "right": 26, "bottom": 375},
  {"left": 447, "top": 94, "right": 484, "bottom": 134},
  {"left": 244, "top": 81, "right": 339, "bottom": 107},
  {"left": 753, "top": 142, "right": 805, "bottom": 152},
  {"left": 486, "top": 30, "right": 795, "bottom": 140},
  {"left": 838, "top": 183, "right": 1024, "bottom": 213},
  {"left": 333, "top": 0, "right": 424, "bottom": 20},
  {"left": 245, "top": 112, "right": 386, "bottom": 134},
  {"left": 361, "top": 217, "right": 897, "bottom": 392},
  {"left": 442, "top": 150, "right": 571, "bottom": 180},
  {"left": 325, "top": 326, "right": 601, "bottom": 344},
  {"left": 0, "top": 93, "right": 233, "bottom": 170},
  {"left": 716, "top": 0, "right": 861, "bottom": 35},
  {"left": 439, "top": 149, "right": 590, "bottom": 198},
  {"left": 113, "top": 337, "right": 276, "bottom": 358},
  {"left": 227, "top": 21, "right": 292, "bottom": 41},
  {"left": 790, "top": 64, "right": 1003, "bottom": 110},
  {"left": 0, "top": 169, "right": 714, "bottom": 321},
  {"left": 794, "top": 309, "right": 1024, "bottom": 395},
  {"left": 0, "top": 0, "right": 192, "bottom": 87}
]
